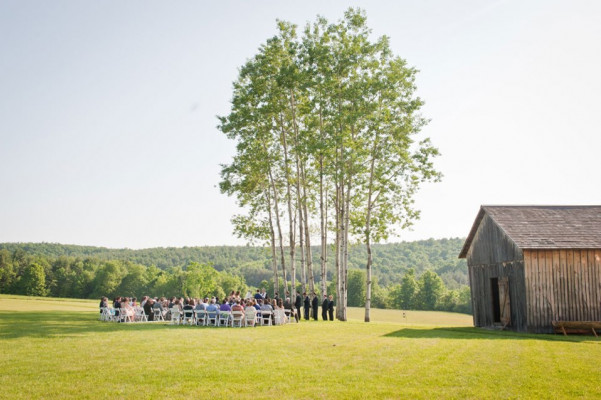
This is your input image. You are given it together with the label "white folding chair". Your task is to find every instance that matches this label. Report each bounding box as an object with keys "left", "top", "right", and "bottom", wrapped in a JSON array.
[
  {"left": 218, "top": 311, "right": 231, "bottom": 327},
  {"left": 120, "top": 308, "right": 133, "bottom": 323},
  {"left": 195, "top": 310, "right": 207, "bottom": 326},
  {"left": 231, "top": 311, "right": 244, "bottom": 328},
  {"left": 100, "top": 307, "right": 111, "bottom": 321},
  {"left": 182, "top": 309, "right": 195, "bottom": 325},
  {"left": 284, "top": 309, "right": 297, "bottom": 323},
  {"left": 260, "top": 310, "right": 272, "bottom": 326},
  {"left": 206, "top": 311, "right": 218, "bottom": 327},
  {"left": 170, "top": 308, "right": 181, "bottom": 325},
  {"left": 135, "top": 307, "right": 148, "bottom": 322},
  {"left": 244, "top": 309, "right": 257, "bottom": 327},
  {"left": 153, "top": 308, "right": 165, "bottom": 322}
]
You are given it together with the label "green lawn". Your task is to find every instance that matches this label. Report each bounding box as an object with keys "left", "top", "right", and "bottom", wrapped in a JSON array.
[{"left": 0, "top": 295, "right": 600, "bottom": 399}]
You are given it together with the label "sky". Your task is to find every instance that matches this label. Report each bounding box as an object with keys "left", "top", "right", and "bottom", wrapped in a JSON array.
[{"left": 1, "top": 0, "right": 600, "bottom": 249}]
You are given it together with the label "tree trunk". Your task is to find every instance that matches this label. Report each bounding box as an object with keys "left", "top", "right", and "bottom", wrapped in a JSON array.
[
  {"left": 295, "top": 152, "right": 304, "bottom": 302},
  {"left": 264, "top": 187, "right": 279, "bottom": 296},
  {"left": 335, "top": 147, "right": 346, "bottom": 321},
  {"left": 319, "top": 144, "right": 328, "bottom": 298},
  {"left": 263, "top": 140, "right": 285, "bottom": 296},
  {"left": 280, "top": 108, "right": 295, "bottom": 298},
  {"left": 364, "top": 126, "right": 379, "bottom": 322},
  {"left": 301, "top": 162, "right": 315, "bottom": 294}
]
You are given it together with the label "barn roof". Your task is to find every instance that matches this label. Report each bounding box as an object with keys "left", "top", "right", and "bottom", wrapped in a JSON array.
[{"left": 459, "top": 205, "right": 601, "bottom": 258}]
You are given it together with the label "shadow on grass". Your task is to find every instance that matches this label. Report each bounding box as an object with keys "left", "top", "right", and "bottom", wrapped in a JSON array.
[
  {"left": 383, "top": 326, "right": 600, "bottom": 343},
  {"left": 0, "top": 311, "right": 202, "bottom": 339}
]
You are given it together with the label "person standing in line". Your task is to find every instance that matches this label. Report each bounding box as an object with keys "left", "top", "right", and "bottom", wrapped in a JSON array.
[
  {"left": 294, "top": 291, "right": 302, "bottom": 322},
  {"left": 311, "top": 292, "right": 318, "bottom": 321},
  {"left": 321, "top": 294, "right": 329, "bottom": 321},
  {"left": 328, "top": 294, "right": 335, "bottom": 321},
  {"left": 303, "top": 292, "right": 310, "bottom": 320}
]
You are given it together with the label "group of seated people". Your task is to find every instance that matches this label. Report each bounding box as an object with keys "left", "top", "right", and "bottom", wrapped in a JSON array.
[{"left": 100, "top": 290, "right": 300, "bottom": 326}]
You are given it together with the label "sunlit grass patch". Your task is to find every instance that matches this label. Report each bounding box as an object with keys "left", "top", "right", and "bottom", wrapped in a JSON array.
[{"left": 0, "top": 296, "right": 600, "bottom": 399}]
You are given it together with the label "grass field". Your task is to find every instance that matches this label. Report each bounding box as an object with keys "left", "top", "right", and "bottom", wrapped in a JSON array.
[{"left": 1, "top": 295, "right": 600, "bottom": 399}]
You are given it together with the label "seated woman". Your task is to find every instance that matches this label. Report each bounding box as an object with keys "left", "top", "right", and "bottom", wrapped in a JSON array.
[
  {"left": 99, "top": 296, "right": 108, "bottom": 314},
  {"left": 244, "top": 300, "right": 257, "bottom": 327},
  {"left": 168, "top": 298, "right": 182, "bottom": 321},
  {"left": 274, "top": 298, "right": 288, "bottom": 325},
  {"left": 230, "top": 300, "right": 245, "bottom": 325},
  {"left": 231, "top": 299, "right": 245, "bottom": 314},
  {"left": 120, "top": 297, "right": 135, "bottom": 322}
]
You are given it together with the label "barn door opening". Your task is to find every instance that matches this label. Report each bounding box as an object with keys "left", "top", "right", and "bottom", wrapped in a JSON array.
[
  {"left": 491, "top": 277, "right": 511, "bottom": 326},
  {"left": 491, "top": 278, "right": 501, "bottom": 323}
]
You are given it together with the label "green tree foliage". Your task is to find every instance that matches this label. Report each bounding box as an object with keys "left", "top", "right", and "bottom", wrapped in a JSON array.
[
  {"left": 0, "top": 249, "right": 17, "bottom": 293},
  {"left": 217, "top": 8, "right": 441, "bottom": 322},
  {"left": 394, "top": 268, "right": 418, "bottom": 309},
  {"left": 347, "top": 269, "right": 366, "bottom": 307},
  {"left": 91, "top": 261, "right": 123, "bottom": 299},
  {"left": 370, "top": 276, "right": 389, "bottom": 309},
  {"left": 117, "top": 263, "right": 148, "bottom": 298},
  {"left": 415, "top": 270, "right": 446, "bottom": 310},
  {"left": 0, "top": 240, "right": 472, "bottom": 313},
  {"left": 182, "top": 262, "right": 218, "bottom": 298},
  {"left": 21, "top": 262, "right": 47, "bottom": 296},
  {"left": 0, "top": 239, "right": 467, "bottom": 288}
]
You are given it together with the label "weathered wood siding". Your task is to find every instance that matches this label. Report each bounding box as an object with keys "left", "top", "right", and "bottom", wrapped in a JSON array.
[
  {"left": 468, "top": 261, "right": 527, "bottom": 331},
  {"left": 466, "top": 214, "right": 522, "bottom": 266},
  {"left": 524, "top": 249, "right": 601, "bottom": 333},
  {"left": 466, "top": 214, "right": 527, "bottom": 331}
]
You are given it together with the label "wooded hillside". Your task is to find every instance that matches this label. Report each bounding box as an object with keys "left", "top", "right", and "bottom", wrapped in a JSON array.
[{"left": 0, "top": 239, "right": 466, "bottom": 288}]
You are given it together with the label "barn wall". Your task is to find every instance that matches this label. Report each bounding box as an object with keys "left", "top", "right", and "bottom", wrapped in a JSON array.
[
  {"left": 524, "top": 249, "right": 601, "bottom": 333},
  {"left": 469, "top": 261, "right": 527, "bottom": 331},
  {"left": 466, "top": 214, "right": 527, "bottom": 331},
  {"left": 466, "top": 214, "right": 523, "bottom": 266}
]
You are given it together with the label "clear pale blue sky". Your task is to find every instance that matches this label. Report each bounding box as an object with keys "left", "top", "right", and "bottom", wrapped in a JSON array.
[{"left": 1, "top": 1, "right": 600, "bottom": 249}]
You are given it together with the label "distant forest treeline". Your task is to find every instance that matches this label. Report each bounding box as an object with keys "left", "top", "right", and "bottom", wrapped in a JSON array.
[
  {"left": 0, "top": 239, "right": 467, "bottom": 287},
  {"left": 0, "top": 238, "right": 471, "bottom": 313}
]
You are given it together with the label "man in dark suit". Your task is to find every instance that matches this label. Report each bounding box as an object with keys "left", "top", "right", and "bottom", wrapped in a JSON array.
[
  {"left": 311, "top": 292, "right": 318, "bottom": 320},
  {"left": 321, "top": 294, "right": 329, "bottom": 320},
  {"left": 328, "top": 294, "right": 335, "bottom": 321},
  {"left": 294, "top": 291, "right": 302, "bottom": 322},
  {"left": 303, "top": 292, "right": 310, "bottom": 320},
  {"left": 113, "top": 296, "right": 121, "bottom": 320},
  {"left": 143, "top": 298, "right": 154, "bottom": 321}
]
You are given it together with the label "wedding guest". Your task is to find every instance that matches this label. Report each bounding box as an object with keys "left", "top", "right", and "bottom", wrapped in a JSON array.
[
  {"left": 220, "top": 298, "right": 232, "bottom": 312},
  {"left": 321, "top": 294, "right": 329, "bottom": 321},
  {"left": 143, "top": 298, "right": 154, "bottom": 321}
]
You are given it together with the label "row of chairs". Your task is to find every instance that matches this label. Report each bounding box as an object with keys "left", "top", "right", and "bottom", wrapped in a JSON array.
[
  {"left": 170, "top": 308, "right": 293, "bottom": 327},
  {"left": 100, "top": 307, "right": 148, "bottom": 323},
  {"left": 100, "top": 306, "right": 296, "bottom": 327}
]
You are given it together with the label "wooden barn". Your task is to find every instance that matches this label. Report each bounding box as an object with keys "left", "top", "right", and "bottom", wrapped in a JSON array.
[{"left": 459, "top": 205, "right": 601, "bottom": 333}]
